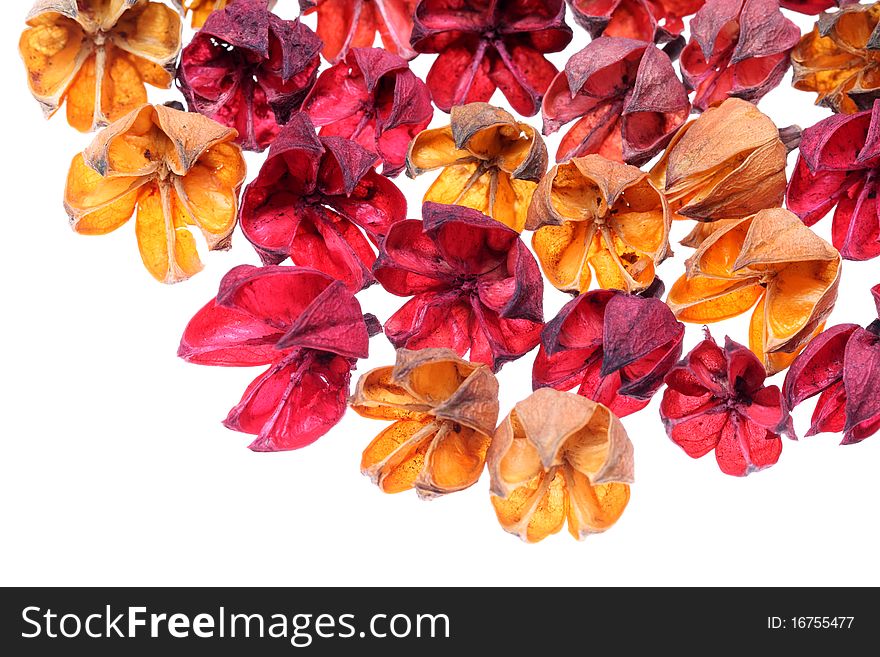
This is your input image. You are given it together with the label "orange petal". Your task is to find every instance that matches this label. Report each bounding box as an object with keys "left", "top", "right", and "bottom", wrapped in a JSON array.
[
  {"left": 65, "top": 153, "right": 147, "bottom": 234},
  {"left": 134, "top": 182, "right": 204, "bottom": 283},
  {"left": 361, "top": 419, "right": 436, "bottom": 494},
  {"left": 491, "top": 470, "right": 567, "bottom": 543},
  {"left": 565, "top": 468, "right": 630, "bottom": 540}
]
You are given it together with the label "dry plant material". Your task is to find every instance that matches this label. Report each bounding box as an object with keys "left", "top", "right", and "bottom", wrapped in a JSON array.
[
  {"left": 650, "top": 98, "right": 792, "bottom": 221},
  {"left": 679, "top": 0, "right": 799, "bottom": 111},
  {"left": 375, "top": 202, "right": 544, "bottom": 371},
  {"left": 411, "top": 0, "right": 573, "bottom": 116},
  {"left": 177, "top": 0, "right": 266, "bottom": 28},
  {"left": 64, "top": 104, "right": 246, "bottom": 284},
  {"left": 179, "top": 265, "right": 378, "bottom": 451},
  {"left": 300, "top": 0, "right": 417, "bottom": 63},
  {"left": 542, "top": 37, "right": 690, "bottom": 165},
  {"left": 661, "top": 332, "right": 785, "bottom": 477},
  {"left": 783, "top": 285, "right": 880, "bottom": 445},
  {"left": 781, "top": 1, "right": 851, "bottom": 13},
  {"left": 566, "top": 0, "right": 703, "bottom": 43},
  {"left": 302, "top": 47, "right": 433, "bottom": 177},
  {"left": 528, "top": 154, "right": 671, "bottom": 294},
  {"left": 20, "top": 0, "right": 181, "bottom": 132},
  {"left": 350, "top": 348, "right": 499, "bottom": 497},
  {"left": 667, "top": 208, "right": 842, "bottom": 374},
  {"left": 533, "top": 288, "right": 684, "bottom": 417},
  {"left": 487, "top": 388, "right": 633, "bottom": 543},
  {"left": 240, "top": 113, "right": 407, "bottom": 292},
  {"left": 787, "top": 102, "right": 880, "bottom": 261},
  {"left": 406, "top": 103, "right": 547, "bottom": 232},
  {"left": 177, "top": 0, "right": 322, "bottom": 152},
  {"left": 792, "top": 2, "right": 880, "bottom": 114}
]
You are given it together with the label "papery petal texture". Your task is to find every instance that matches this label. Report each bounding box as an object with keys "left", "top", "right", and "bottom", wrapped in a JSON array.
[{"left": 566, "top": 0, "right": 703, "bottom": 43}]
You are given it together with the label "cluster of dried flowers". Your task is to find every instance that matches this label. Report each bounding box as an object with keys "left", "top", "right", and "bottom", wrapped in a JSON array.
[{"left": 21, "top": 0, "right": 880, "bottom": 543}]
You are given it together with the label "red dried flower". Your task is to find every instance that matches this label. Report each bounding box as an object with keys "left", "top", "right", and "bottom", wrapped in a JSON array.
[
  {"left": 679, "top": 0, "right": 799, "bottom": 111},
  {"left": 783, "top": 285, "right": 880, "bottom": 444},
  {"left": 300, "top": 0, "right": 417, "bottom": 63},
  {"left": 533, "top": 287, "right": 684, "bottom": 417},
  {"left": 567, "top": 0, "right": 703, "bottom": 43},
  {"left": 542, "top": 37, "right": 690, "bottom": 165},
  {"left": 410, "top": 0, "right": 573, "bottom": 117},
  {"left": 787, "top": 100, "right": 880, "bottom": 261},
  {"left": 779, "top": 1, "right": 850, "bottom": 14},
  {"left": 177, "top": 0, "right": 322, "bottom": 152},
  {"left": 178, "top": 265, "right": 378, "bottom": 451},
  {"left": 660, "top": 331, "right": 785, "bottom": 476},
  {"left": 240, "top": 113, "right": 407, "bottom": 291},
  {"left": 301, "top": 47, "right": 433, "bottom": 177},
  {"left": 375, "top": 202, "right": 544, "bottom": 371}
]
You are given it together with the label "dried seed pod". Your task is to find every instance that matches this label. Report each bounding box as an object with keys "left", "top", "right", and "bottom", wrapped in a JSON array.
[
  {"left": 20, "top": 0, "right": 182, "bottom": 131},
  {"left": 667, "top": 208, "right": 842, "bottom": 374},
  {"left": 792, "top": 2, "right": 880, "bottom": 114},
  {"left": 661, "top": 331, "right": 785, "bottom": 477},
  {"left": 64, "top": 104, "right": 246, "bottom": 284},
  {"left": 528, "top": 154, "right": 671, "bottom": 294},
  {"left": 407, "top": 103, "right": 548, "bottom": 232},
  {"left": 566, "top": 0, "right": 703, "bottom": 43},
  {"left": 650, "top": 98, "right": 791, "bottom": 221},
  {"left": 350, "top": 348, "right": 499, "bottom": 498},
  {"left": 542, "top": 37, "right": 690, "bottom": 165},
  {"left": 487, "top": 388, "right": 633, "bottom": 543}
]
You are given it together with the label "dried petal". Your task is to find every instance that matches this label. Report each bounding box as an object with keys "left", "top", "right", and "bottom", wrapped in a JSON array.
[
  {"left": 667, "top": 208, "right": 842, "bottom": 373},
  {"left": 542, "top": 37, "right": 690, "bottom": 165},
  {"left": 780, "top": 1, "right": 846, "bottom": 14},
  {"left": 351, "top": 348, "right": 499, "bottom": 498},
  {"left": 375, "top": 202, "right": 544, "bottom": 371},
  {"left": 20, "top": 0, "right": 182, "bottom": 131},
  {"left": 177, "top": 1, "right": 322, "bottom": 152},
  {"left": 411, "top": 0, "right": 573, "bottom": 117},
  {"left": 64, "top": 104, "right": 246, "bottom": 283},
  {"left": 661, "top": 332, "right": 784, "bottom": 476},
  {"left": 792, "top": 2, "right": 880, "bottom": 114},
  {"left": 241, "top": 113, "right": 407, "bottom": 291},
  {"left": 407, "top": 103, "right": 547, "bottom": 231},
  {"left": 302, "top": 47, "right": 433, "bottom": 177},
  {"left": 487, "top": 388, "right": 633, "bottom": 542},
  {"left": 179, "top": 265, "right": 374, "bottom": 451},
  {"left": 567, "top": 0, "right": 703, "bottom": 43},
  {"left": 651, "top": 98, "right": 791, "bottom": 221},
  {"left": 680, "top": 0, "right": 799, "bottom": 111},
  {"left": 528, "top": 154, "right": 671, "bottom": 294}
]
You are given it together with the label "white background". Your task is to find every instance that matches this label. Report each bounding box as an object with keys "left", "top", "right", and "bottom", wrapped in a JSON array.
[{"left": 2, "top": 2, "right": 879, "bottom": 587}]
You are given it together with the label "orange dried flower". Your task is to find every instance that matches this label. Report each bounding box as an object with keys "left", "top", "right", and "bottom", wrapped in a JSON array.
[
  {"left": 487, "top": 387, "right": 633, "bottom": 543},
  {"left": 64, "top": 104, "right": 247, "bottom": 284},
  {"left": 667, "top": 208, "right": 842, "bottom": 374},
  {"left": 350, "top": 348, "right": 499, "bottom": 499},
  {"left": 650, "top": 98, "right": 793, "bottom": 222},
  {"left": 406, "top": 103, "right": 548, "bottom": 233},
  {"left": 792, "top": 2, "right": 880, "bottom": 114},
  {"left": 20, "top": 0, "right": 182, "bottom": 132},
  {"left": 527, "top": 154, "right": 670, "bottom": 294}
]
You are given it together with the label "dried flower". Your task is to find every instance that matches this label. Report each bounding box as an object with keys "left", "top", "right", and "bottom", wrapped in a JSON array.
[
  {"left": 542, "top": 37, "right": 690, "bottom": 165},
  {"left": 406, "top": 103, "right": 547, "bottom": 232},
  {"left": 20, "top": 0, "right": 181, "bottom": 132},
  {"left": 792, "top": 2, "right": 880, "bottom": 114},
  {"left": 679, "top": 0, "right": 799, "bottom": 112},
  {"left": 240, "top": 113, "right": 407, "bottom": 292},
  {"left": 783, "top": 285, "right": 880, "bottom": 444},
  {"left": 528, "top": 154, "right": 671, "bottom": 294},
  {"left": 300, "top": 0, "right": 417, "bottom": 63},
  {"left": 177, "top": 0, "right": 322, "bottom": 152},
  {"left": 566, "top": 0, "right": 703, "bottom": 43},
  {"left": 64, "top": 104, "right": 246, "bottom": 283},
  {"left": 787, "top": 101, "right": 880, "bottom": 261},
  {"left": 487, "top": 388, "right": 633, "bottom": 543},
  {"left": 650, "top": 98, "right": 793, "bottom": 221},
  {"left": 179, "top": 265, "right": 377, "bottom": 451},
  {"left": 780, "top": 0, "right": 851, "bottom": 13},
  {"left": 411, "top": 0, "right": 573, "bottom": 116},
  {"left": 350, "top": 348, "right": 499, "bottom": 497},
  {"left": 533, "top": 289, "right": 684, "bottom": 417},
  {"left": 667, "top": 208, "right": 842, "bottom": 374},
  {"left": 302, "top": 47, "right": 433, "bottom": 177},
  {"left": 375, "top": 202, "right": 544, "bottom": 371},
  {"left": 661, "top": 332, "right": 785, "bottom": 477}
]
